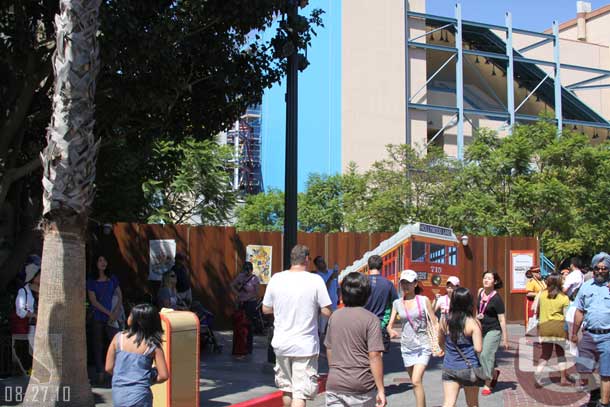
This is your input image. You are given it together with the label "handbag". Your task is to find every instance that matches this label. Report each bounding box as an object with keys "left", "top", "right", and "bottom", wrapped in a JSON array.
[
  {"left": 526, "top": 292, "right": 541, "bottom": 337},
  {"left": 422, "top": 297, "right": 443, "bottom": 357},
  {"left": 454, "top": 339, "right": 487, "bottom": 383}
]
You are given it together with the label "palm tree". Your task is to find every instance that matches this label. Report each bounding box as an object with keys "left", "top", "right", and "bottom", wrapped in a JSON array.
[{"left": 25, "top": 0, "right": 102, "bottom": 405}]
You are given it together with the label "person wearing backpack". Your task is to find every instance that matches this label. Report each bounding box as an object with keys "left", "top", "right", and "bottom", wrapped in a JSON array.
[{"left": 14, "top": 262, "right": 41, "bottom": 350}]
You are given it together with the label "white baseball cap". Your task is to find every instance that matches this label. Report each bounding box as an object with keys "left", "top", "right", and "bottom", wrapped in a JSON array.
[
  {"left": 447, "top": 276, "right": 460, "bottom": 286},
  {"left": 399, "top": 269, "right": 418, "bottom": 283}
]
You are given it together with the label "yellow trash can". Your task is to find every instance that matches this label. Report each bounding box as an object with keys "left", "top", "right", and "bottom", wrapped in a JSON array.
[{"left": 152, "top": 309, "right": 200, "bottom": 407}]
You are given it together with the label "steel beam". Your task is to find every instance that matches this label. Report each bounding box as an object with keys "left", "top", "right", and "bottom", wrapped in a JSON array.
[
  {"left": 515, "top": 73, "right": 550, "bottom": 112},
  {"left": 506, "top": 12, "right": 515, "bottom": 132},
  {"left": 407, "top": 41, "right": 457, "bottom": 53},
  {"left": 464, "top": 108, "right": 509, "bottom": 120},
  {"left": 513, "top": 27, "right": 555, "bottom": 39},
  {"left": 560, "top": 63, "right": 610, "bottom": 76},
  {"left": 553, "top": 21, "right": 562, "bottom": 134},
  {"left": 426, "top": 114, "right": 458, "bottom": 148},
  {"left": 570, "top": 83, "right": 610, "bottom": 90},
  {"left": 408, "top": 102, "right": 458, "bottom": 113},
  {"left": 566, "top": 74, "right": 610, "bottom": 89},
  {"left": 407, "top": 11, "right": 456, "bottom": 24},
  {"left": 410, "top": 54, "right": 456, "bottom": 102},
  {"left": 518, "top": 38, "right": 552, "bottom": 53},
  {"left": 562, "top": 119, "right": 610, "bottom": 129},
  {"left": 456, "top": 2, "right": 464, "bottom": 160},
  {"left": 462, "top": 49, "right": 508, "bottom": 61},
  {"left": 513, "top": 55, "right": 555, "bottom": 68},
  {"left": 410, "top": 23, "right": 453, "bottom": 42}
]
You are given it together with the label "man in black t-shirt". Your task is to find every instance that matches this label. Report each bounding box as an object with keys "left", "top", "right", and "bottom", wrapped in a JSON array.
[{"left": 363, "top": 255, "right": 398, "bottom": 352}]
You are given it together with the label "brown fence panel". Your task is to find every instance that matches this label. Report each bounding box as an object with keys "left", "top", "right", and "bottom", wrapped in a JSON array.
[
  {"left": 458, "top": 236, "right": 486, "bottom": 299},
  {"left": 327, "top": 232, "right": 371, "bottom": 271},
  {"left": 297, "top": 232, "right": 326, "bottom": 268},
  {"left": 189, "top": 226, "right": 237, "bottom": 327},
  {"left": 102, "top": 224, "right": 539, "bottom": 327}
]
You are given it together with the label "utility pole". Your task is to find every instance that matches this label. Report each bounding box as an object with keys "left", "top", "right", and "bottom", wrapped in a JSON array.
[{"left": 283, "top": 0, "right": 299, "bottom": 270}]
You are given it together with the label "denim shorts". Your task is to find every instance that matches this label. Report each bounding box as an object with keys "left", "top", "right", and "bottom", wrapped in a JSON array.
[
  {"left": 576, "top": 331, "right": 610, "bottom": 376},
  {"left": 442, "top": 367, "right": 484, "bottom": 387}
]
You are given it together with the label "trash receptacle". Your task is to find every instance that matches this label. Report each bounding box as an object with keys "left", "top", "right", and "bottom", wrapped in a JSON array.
[{"left": 152, "top": 308, "right": 200, "bottom": 407}]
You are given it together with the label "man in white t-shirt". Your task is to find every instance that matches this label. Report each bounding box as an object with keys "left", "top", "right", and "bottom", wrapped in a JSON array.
[
  {"left": 263, "top": 245, "right": 333, "bottom": 407},
  {"left": 563, "top": 257, "right": 584, "bottom": 300}
]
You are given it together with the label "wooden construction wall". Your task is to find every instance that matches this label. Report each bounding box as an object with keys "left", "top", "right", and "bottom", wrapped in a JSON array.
[{"left": 93, "top": 224, "right": 537, "bottom": 327}]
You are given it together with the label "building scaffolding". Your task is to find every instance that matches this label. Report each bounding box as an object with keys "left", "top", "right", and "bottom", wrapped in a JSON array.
[
  {"left": 226, "top": 106, "right": 264, "bottom": 195},
  {"left": 405, "top": 2, "right": 610, "bottom": 160}
]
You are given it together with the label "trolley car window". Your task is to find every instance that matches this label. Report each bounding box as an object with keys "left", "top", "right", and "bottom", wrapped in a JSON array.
[
  {"left": 448, "top": 246, "right": 457, "bottom": 266},
  {"left": 430, "top": 244, "right": 446, "bottom": 264},
  {"left": 412, "top": 241, "right": 426, "bottom": 262}
]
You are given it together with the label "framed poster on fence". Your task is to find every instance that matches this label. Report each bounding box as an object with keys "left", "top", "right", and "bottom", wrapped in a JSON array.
[
  {"left": 246, "top": 245, "right": 272, "bottom": 284},
  {"left": 510, "top": 250, "right": 535, "bottom": 293},
  {"left": 149, "top": 239, "right": 176, "bottom": 281}
]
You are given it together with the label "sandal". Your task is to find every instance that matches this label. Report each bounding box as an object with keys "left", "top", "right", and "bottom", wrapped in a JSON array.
[{"left": 481, "top": 388, "right": 492, "bottom": 396}]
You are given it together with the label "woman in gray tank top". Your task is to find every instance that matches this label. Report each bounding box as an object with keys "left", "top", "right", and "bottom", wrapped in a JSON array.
[{"left": 387, "top": 270, "right": 439, "bottom": 407}]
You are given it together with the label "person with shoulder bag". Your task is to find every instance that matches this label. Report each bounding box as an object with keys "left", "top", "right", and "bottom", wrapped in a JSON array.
[
  {"left": 438, "top": 287, "right": 484, "bottom": 407},
  {"left": 387, "top": 270, "right": 440, "bottom": 407}
]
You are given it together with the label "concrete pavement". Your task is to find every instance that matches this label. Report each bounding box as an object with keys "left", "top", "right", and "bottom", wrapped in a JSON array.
[{"left": 0, "top": 324, "right": 597, "bottom": 406}]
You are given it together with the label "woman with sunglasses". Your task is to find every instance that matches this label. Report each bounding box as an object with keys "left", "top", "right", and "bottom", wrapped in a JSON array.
[{"left": 158, "top": 271, "right": 188, "bottom": 310}]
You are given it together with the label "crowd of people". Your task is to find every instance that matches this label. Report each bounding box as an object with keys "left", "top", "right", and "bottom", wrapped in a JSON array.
[
  {"left": 262, "top": 245, "right": 610, "bottom": 407},
  {"left": 9, "top": 246, "right": 610, "bottom": 407}
]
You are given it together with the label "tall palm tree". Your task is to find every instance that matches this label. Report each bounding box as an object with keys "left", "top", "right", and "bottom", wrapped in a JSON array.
[{"left": 25, "top": 0, "right": 101, "bottom": 405}]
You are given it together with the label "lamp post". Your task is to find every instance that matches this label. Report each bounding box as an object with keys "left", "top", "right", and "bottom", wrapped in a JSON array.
[{"left": 283, "top": 0, "right": 299, "bottom": 270}]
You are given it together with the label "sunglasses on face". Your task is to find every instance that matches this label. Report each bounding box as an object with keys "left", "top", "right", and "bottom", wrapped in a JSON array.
[{"left": 594, "top": 266, "right": 609, "bottom": 271}]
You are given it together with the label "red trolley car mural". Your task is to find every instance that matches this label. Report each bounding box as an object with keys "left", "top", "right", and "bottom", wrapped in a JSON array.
[{"left": 339, "top": 223, "right": 460, "bottom": 299}]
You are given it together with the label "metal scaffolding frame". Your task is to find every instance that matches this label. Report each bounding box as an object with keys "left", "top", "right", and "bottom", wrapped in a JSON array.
[{"left": 405, "top": 3, "right": 610, "bottom": 160}]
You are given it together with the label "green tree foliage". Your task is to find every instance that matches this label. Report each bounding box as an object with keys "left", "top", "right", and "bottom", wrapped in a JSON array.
[
  {"left": 237, "top": 121, "right": 610, "bottom": 261},
  {"left": 0, "top": 0, "right": 322, "bottom": 282},
  {"left": 142, "top": 138, "right": 236, "bottom": 225},
  {"left": 235, "top": 189, "right": 285, "bottom": 232}
]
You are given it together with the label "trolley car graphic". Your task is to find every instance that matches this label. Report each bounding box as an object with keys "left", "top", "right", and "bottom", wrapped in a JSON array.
[{"left": 339, "top": 223, "right": 460, "bottom": 299}]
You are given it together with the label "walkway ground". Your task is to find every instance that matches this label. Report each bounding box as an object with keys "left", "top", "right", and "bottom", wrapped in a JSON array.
[{"left": 0, "top": 324, "right": 597, "bottom": 406}]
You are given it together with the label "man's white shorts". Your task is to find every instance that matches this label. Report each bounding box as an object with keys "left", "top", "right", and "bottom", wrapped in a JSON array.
[{"left": 274, "top": 355, "right": 319, "bottom": 400}]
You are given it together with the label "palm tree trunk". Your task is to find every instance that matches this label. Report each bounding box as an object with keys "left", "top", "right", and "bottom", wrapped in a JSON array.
[{"left": 25, "top": 0, "right": 101, "bottom": 405}]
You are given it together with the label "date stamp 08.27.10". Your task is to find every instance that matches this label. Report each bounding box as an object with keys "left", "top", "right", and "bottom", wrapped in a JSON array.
[{"left": 2, "top": 385, "right": 71, "bottom": 404}]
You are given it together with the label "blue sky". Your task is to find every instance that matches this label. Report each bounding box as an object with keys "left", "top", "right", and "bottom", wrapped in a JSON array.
[
  {"left": 260, "top": 1, "right": 607, "bottom": 192},
  {"left": 427, "top": 1, "right": 607, "bottom": 31}
]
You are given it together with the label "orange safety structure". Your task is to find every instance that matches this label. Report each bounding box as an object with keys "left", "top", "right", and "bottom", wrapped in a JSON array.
[
  {"left": 152, "top": 309, "right": 200, "bottom": 407},
  {"left": 339, "top": 223, "right": 461, "bottom": 300}
]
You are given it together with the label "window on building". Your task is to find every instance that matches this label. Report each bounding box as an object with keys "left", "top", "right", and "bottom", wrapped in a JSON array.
[
  {"left": 430, "top": 244, "right": 446, "bottom": 264},
  {"left": 412, "top": 241, "right": 426, "bottom": 262},
  {"left": 448, "top": 246, "right": 457, "bottom": 266}
]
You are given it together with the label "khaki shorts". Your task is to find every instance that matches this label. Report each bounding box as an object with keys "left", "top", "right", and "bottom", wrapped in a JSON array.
[
  {"left": 326, "top": 390, "right": 376, "bottom": 407},
  {"left": 274, "top": 355, "right": 319, "bottom": 400}
]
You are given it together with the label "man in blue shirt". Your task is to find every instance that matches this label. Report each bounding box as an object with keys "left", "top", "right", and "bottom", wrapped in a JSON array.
[
  {"left": 571, "top": 252, "right": 610, "bottom": 407},
  {"left": 363, "top": 255, "right": 398, "bottom": 352},
  {"left": 314, "top": 256, "right": 340, "bottom": 336}
]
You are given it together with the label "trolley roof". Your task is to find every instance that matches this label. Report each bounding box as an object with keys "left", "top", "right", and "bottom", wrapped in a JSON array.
[{"left": 338, "top": 223, "right": 458, "bottom": 282}]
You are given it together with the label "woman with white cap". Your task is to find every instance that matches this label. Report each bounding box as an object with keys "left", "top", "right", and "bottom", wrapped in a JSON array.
[
  {"left": 433, "top": 276, "right": 460, "bottom": 320},
  {"left": 387, "top": 269, "right": 439, "bottom": 407},
  {"left": 15, "top": 262, "right": 41, "bottom": 350}
]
